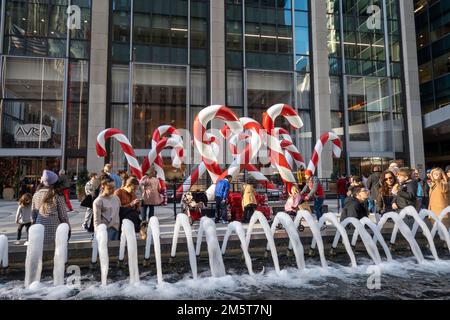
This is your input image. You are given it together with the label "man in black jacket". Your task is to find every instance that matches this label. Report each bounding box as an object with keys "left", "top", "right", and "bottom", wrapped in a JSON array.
[
  {"left": 340, "top": 187, "right": 370, "bottom": 221},
  {"left": 392, "top": 168, "right": 418, "bottom": 210},
  {"left": 392, "top": 168, "right": 418, "bottom": 227}
]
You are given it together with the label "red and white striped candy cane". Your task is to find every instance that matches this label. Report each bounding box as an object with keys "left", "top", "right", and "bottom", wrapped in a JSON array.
[
  {"left": 263, "top": 104, "right": 303, "bottom": 192},
  {"left": 144, "top": 135, "right": 184, "bottom": 205},
  {"left": 194, "top": 105, "right": 243, "bottom": 183},
  {"left": 218, "top": 120, "right": 276, "bottom": 189},
  {"left": 176, "top": 132, "right": 221, "bottom": 195},
  {"left": 305, "top": 131, "right": 342, "bottom": 176},
  {"left": 176, "top": 162, "right": 208, "bottom": 196},
  {"left": 96, "top": 128, "right": 142, "bottom": 180},
  {"left": 273, "top": 127, "right": 305, "bottom": 169},
  {"left": 141, "top": 125, "right": 182, "bottom": 176}
]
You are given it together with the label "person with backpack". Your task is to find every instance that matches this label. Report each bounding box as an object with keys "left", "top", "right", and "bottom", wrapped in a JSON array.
[
  {"left": 81, "top": 172, "right": 99, "bottom": 231},
  {"left": 366, "top": 165, "right": 381, "bottom": 214}
]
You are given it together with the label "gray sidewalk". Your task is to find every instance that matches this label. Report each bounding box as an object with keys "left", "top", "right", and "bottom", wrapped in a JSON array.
[{"left": 0, "top": 198, "right": 340, "bottom": 243}]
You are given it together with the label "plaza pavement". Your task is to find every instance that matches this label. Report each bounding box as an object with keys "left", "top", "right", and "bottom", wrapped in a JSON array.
[{"left": 0, "top": 198, "right": 341, "bottom": 244}]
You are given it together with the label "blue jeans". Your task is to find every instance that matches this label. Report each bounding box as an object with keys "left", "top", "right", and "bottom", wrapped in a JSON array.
[
  {"left": 368, "top": 198, "right": 375, "bottom": 213},
  {"left": 314, "top": 197, "right": 324, "bottom": 220},
  {"left": 107, "top": 227, "right": 120, "bottom": 241},
  {"left": 141, "top": 204, "right": 154, "bottom": 221},
  {"left": 338, "top": 195, "right": 346, "bottom": 211},
  {"left": 215, "top": 197, "right": 228, "bottom": 221}
]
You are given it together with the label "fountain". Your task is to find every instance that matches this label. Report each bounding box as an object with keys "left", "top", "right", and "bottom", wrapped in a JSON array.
[
  {"left": 144, "top": 216, "right": 163, "bottom": 285},
  {"left": 333, "top": 218, "right": 382, "bottom": 265},
  {"left": 246, "top": 211, "right": 281, "bottom": 274},
  {"left": 171, "top": 214, "right": 198, "bottom": 279},
  {"left": 268, "top": 212, "right": 305, "bottom": 269},
  {"left": 354, "top": 217, "right": 393, "bottom": 261},
  {"left": 95, "top": 224, "right": 109, "bottom": 286},
  {"left": 292, "top": 210, "right": 328, "bottom": 267},
  {"left": 24, "top": 224, "right": 45, "bottom": 288},
  {"left": 417, "top": 209, "right": 450, "bottom": 252},
  {"left": 377, "top": 212, "right": 424, "bottom": 263},
  {"left": 221, "top": 221, "right": 254, "bottom": 275},
  {"left": 119, "top": 219, "right": 140, "bottom": 285},
  {"left": 0, "top": 235, "right": 8, "bottom": 270},
  {"left": 196, "top": 217, "right": 226, "bottom": 277},
  {"left": 311, "top": 213, "right": 357, "bottom": 267},
  {"left": 53, "top": 223, "right": 70, "bottom": 286},
  {"left": 390, "top": 207, "right": 439, "bottom": 260}
]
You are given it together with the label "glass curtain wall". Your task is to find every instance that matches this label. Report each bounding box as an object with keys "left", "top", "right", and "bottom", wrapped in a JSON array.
[
  {"left": 0, "top": 0, "right": 92, "bottom": 184},
  {"left": 225, "top": 0, "right": 312, "bottom": 174},
  {"left": 416, "top": 0, "right": 450, "bottom": 113},
  {"left": 109, "top": 0, "right": 209, "bottom": 176},
  {"left": 327, "top": 0, "right": 407, "bottom": 176}
]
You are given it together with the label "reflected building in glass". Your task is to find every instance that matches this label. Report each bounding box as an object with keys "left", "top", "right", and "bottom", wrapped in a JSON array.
[
  {"left": 0, "top": 0, "right": 425, "bottom": 195},
  {"left": 415, "top": 0, "right": 450, "bottom": 168}
]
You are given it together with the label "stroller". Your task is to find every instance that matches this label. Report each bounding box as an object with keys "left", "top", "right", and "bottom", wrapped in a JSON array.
[{"left": 181, "top": 192, "right": 203, "bottom": 225}]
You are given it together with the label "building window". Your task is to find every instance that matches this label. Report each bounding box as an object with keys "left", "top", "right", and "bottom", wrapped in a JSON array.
[{"left": 1, "top": 57, "right": 65, "bottom": 149}]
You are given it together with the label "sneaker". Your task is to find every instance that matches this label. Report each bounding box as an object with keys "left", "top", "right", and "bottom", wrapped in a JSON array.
[
  {"left": 24, "top": 241, "right": 29, "bottom": 246},
  {"left": 14, "top": 240, "right": 21, "bottom": 245},
  {"left": 298, "top": 224, "right": 305, "bottom": 232},
  {"left": 221, "top": 220, "right": 229, "bottom": 224},
  {"left": 320, "top": 225, "right": 327, "bottom": 231},
  {"left": 82, "top": 224, "right": 88, "bottom": 230}
]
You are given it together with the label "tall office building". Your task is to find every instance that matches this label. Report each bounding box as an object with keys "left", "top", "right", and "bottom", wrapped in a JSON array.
[
  {"left": 415, "top": 0, "right": 450, "bottom": 168},
  {"left": 0, "top": 0, "right": 425, "bottom": 194}
]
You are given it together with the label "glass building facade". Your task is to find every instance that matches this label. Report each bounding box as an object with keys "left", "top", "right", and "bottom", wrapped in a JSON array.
[
  {"left": 415, "top": 0, "right": 450, "bottom": 167},
  {"left": 0, "top": 0, "right": 91, "bottom": 196},
  {"left": 0, "top": 0, "right": 425, "bottom": 197},
  {"left": 225, "top": 0, "right": 313, "bottom": 165},
  {"left": 108, "top": 0, "right": 209, "bottom": 177},
  {"left": 327, "top": 0, "right": 408, "bottom": 177}
]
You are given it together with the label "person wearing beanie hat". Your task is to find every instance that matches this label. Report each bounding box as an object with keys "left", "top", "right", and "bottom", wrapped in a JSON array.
[
  {"left": 31, "top": 170, "right": 71, "bottom": 245},
  {"left": 41, "top": 170, "right": 59, "bottom": 187}
]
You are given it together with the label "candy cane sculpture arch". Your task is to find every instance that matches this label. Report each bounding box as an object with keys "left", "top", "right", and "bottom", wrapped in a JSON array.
[
  {"left": 193, "top": 105, "right": 243, "bottom": 199},
  {"left": 262, "top": 104, "right": 303, "bottom": 192},
  {"left": 96, "top": 128, "right": 142, "bottom": 180},
  {"left": 305, "top": 132, "right": 342, "bottom": 176}
]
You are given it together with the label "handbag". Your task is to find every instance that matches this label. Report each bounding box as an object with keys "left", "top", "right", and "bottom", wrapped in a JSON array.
[{"left": 80, "top": 194, "right": 93, "bottom": 208}]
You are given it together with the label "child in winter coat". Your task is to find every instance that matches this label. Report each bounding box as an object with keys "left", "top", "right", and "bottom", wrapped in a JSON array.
[{"left": 15, "top": 193, "right": 33, "bottom": 244}]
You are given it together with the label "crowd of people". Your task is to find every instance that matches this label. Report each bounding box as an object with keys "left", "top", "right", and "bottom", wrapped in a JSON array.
[
  {"left": 13, "top": 163, "right": 164, "bottom": 244},
  {"left": 336, "top": 163, "right": 450, "bottom": 229},
  {"left": 11, "top": 160, "right": 450, "bottom": 245}
]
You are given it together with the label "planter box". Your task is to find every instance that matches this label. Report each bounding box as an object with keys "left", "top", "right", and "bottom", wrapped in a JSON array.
[{"left": 2, "top": 188, "right": 15, "bottom": 200}]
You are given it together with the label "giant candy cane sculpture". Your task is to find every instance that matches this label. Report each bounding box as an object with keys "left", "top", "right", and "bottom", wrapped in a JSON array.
[
  {"left": 143, "top": 135, "right": 184, "bottom": 204},
  {"left": 96, "top": 128, "right": 143, "bottom": 179},
  {"left": 274, "top": 127, "right": 306, "bottom": 170},
  {"left": 305, "top": 132, "right": 342, "bottom": 176},
  {"left": 263, "top": 104, "right": 303, "bottom": 192},
  {"left": 215, "top": 118, "right": 276, "bottom": 189},
  {"left": 193, "top": 105, "right": 243, "bottom": 199}
]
